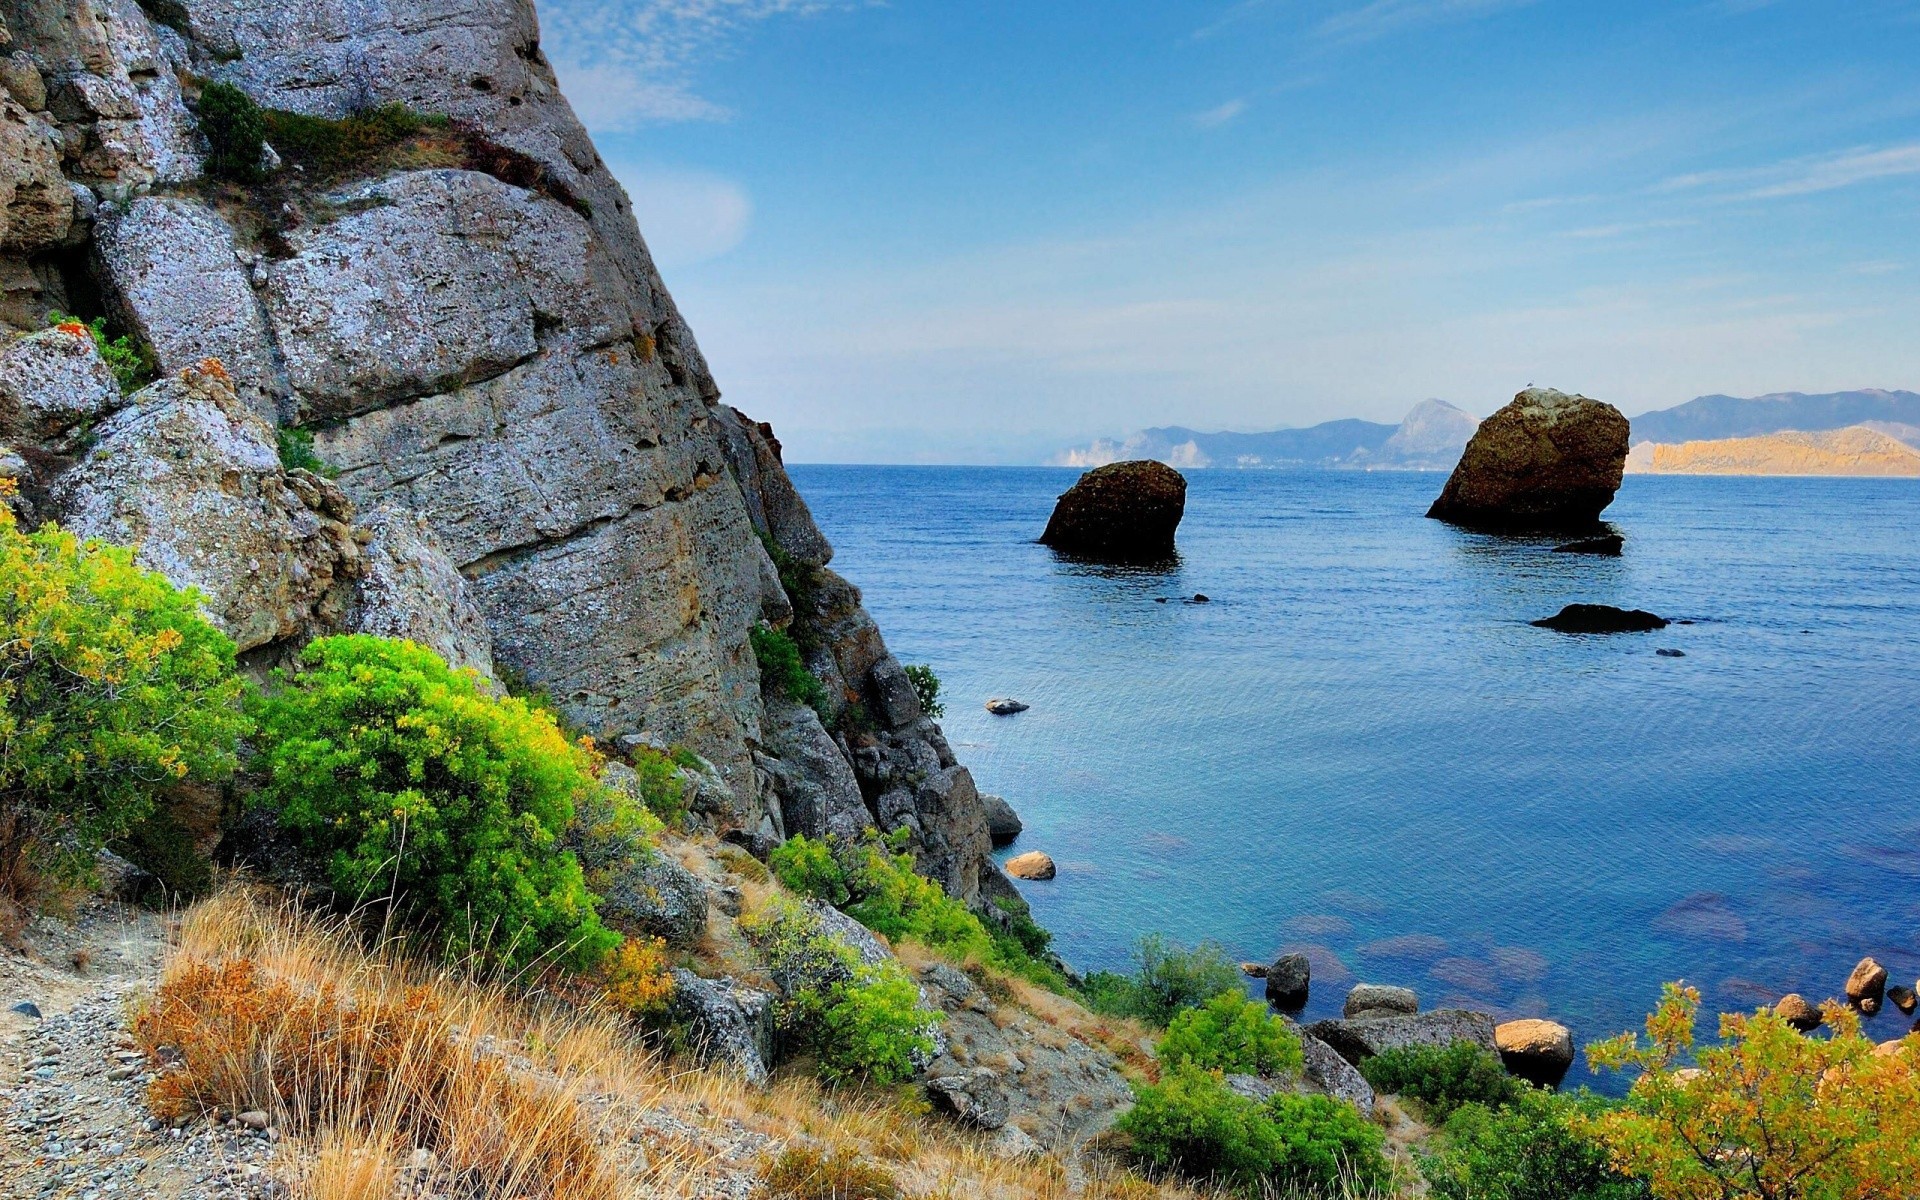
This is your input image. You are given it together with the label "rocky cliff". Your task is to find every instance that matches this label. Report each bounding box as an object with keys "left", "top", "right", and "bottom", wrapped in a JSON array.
[{"left": 0, "top": 0, "right": 1005, "bottom": 909}]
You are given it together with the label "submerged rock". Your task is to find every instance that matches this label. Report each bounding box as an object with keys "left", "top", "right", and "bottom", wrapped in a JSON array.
[
  {"left": 1040, "top": 460, "right": 1186, "bottom": 559},
  {"left": 1494, "top": 1018, "right": 1575, "bottom": 1086},
  {"left": 1005, "top": 851, "right": 1055, "bottom": 881},
  {"left": 1532, "top": 604, "right": 1669, "bottom": 633},
  {"left": 1428, "top": 388, "right": 1630, "bottom": 531},
  {"left": 1266, "top": 952, "right": 1311, "bottom": 1009},
  {"left": 1553, "top": 533, "right": 1624, "bottom": 555}
]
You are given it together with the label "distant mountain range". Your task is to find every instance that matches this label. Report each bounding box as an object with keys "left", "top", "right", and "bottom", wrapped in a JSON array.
[
  {"left": 1627, "top": 426, "right": 1920, "bottom": 477},
  {"left": 1051, "top": 400, "right": 1478, "bottom": 470},
  {"left": 1052, "top": 388, "right": 1920, "bottom": 472}
]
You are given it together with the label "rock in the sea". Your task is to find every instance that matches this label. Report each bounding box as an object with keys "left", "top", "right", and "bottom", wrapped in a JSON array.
[
  {"left": 1005, "top": 851, "right": 1055, "bottom": 881},
  {"left": 1240, "top": 962, "right": 1269, "bottom": 979},
  {"left": 1427, "top": 388, "right": 1630, "bottom": 531},
  {"left": 982, "top": 794, "right": 1024, "bottom": 847},
  {"left": 1553, "top": 533, "right": 1624, "bottom": 555},
  {"left": 1494, "top": 1018, "right": 1575, "bottom": 1086},
  {"left": 1657, "top": 648, "right": 1686, "bottom": 658},
  {"left": 666, "top": 970, "right": 774, "bottom": 1086},
  {"left": 1532, "top": 604, "right": 1669, "bottom": 633},
  {"left": 1889, "top": 984, "right": 1917, "bottom": 1016},
  {"left": 1344, "top": 984, "right": 1419, "bottom": 1019},
  {"left": 1039, "top": 460, "right": 1186, "bottom": 560},
  {"left": 1305, "top": 1009, "right": 1499, "bottom": 1067},
  {"left": 1266, "top": 952, "right": 1311, "bottom": 1009},
  {"left": 926, "top": 1068, "right": 1010, "bottom": 1130},
  {"left": 1847, "top": 957, "right": 1888, "bottom": 1013},
  {"left": 1775, "top": 993, "right": 1823, "bottom": 1032},
  {"left": 985, "top": 698, "right": 1029, "bottom": 715}
]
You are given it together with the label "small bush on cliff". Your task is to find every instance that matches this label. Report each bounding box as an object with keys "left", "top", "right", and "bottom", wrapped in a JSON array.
[
  {"left": 1158, "top": 990, "right": 1304, "bottom": 1077},
  {"left": 263, "top": 103, "right": 447, "bottom": 177},
  {"left": 760, "top": 1144, "right": 902, "bottom": 1200},
  {"left": 248, "top": 635, "right": 617, "bottom": 971},
  {"left": 1584, "top": 982, "right": 1920, "bottom": 1200},
  {"left": 1117, "top": 1064, "right": 1389, "bottom": 1193},
  {"left": 741, "top": 898, "right": 938, "bottom": 1085},
  {"left": 1359, "top": 1041, "right": 1525, "bottom": 1122},
  {"left": 46, "top": 312, "right": 150, "bottom": 393},
  {"left": 751, "top": 624, "right": 830, "bottom": 718},
  {"left": 274, "top": 427, "right": 337, "bottom": 477},
  {"left": 903, "top": 664, "right": 943, "bottom": 718},
  {"left": 622, "top": 745, "right": 690, "bottom": 827},
  {"left": 1082, "top": 934, "right": 1244, "bottom": 1026},
  {"left": 0, "top": 504, "right": 247, "bottom": 895},
  {"left": 1424, "top": 1089, "right": 1648, "bottom": 1200},
  {"left": 195, "top": 80, "right": 267, "bottom": 183}
]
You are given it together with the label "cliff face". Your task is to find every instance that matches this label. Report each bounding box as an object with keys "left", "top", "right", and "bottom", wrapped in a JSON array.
[
  {"left": 1626, "top": 426, "right": 1920, "bottom": 477},
  {"left": 0, "top": 0, "right": 1002, "bottom": 906}
]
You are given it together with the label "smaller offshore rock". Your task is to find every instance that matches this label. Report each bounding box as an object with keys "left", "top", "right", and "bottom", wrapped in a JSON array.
[
  {"left": 1266, "top": 952, "right": 1311, "bottom": 1009},
  {"left": 982, "top": 794, "right": 1024, "bottom": 847},
  {"left": 1427, "top": 388, "right": 1630, "bottom": 531},
  {"left": 985, "top": 697, "right": 1029, "bottom": 715},
  {"left": 1495, "top": 1018, "right": 1575, "bottom": 1086},
  {"left": 1847, "top": 957, "right": 1888, "bottom": 1015},
  {"left": 1775, "top": 993, "right": 1823, "bottom": 1032},
  {"left": 1532, "top": 604, "right": 1669, "bottom": 633},
  {"left": 1039, "top": 460, "right": 1186, "bottom": 560},
  {"left": 1553, "top": 533, "right": 1624, "bottom": 555},
  {"left": 1005, "top": 851, "right": 1055, "bottom": 881},
  {"left": 1345, "top": 984, "right": 1419, "bottom": 1020}
]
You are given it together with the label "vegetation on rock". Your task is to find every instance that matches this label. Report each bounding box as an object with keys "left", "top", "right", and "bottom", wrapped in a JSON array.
[
  {"left": 751, "top": 623, "right": 831, "bottom": 717},
  {"left": 195, "top": 81, "right": 268, "bottom": 183},
  {"left": 1157, "top": 990, "right": 1305, "bottom": 1078},
  {"left": 1082, "top": 933, "right": 1244, "bottom": 1026},
  {"left": 904, "top": 663, "right": 943, "bottom": 717},
  {"left": 274, "top": 426, "right": 337, "bottom": 477},
  {"left": 0, "top": 502, "right": 246, "bottom": 896},
  {"left": 46, "top": 312, "right": 150, "bottom": 393},
  {"left": 248, "top": 635, "right": 619, "bottom": 971},
  {"left": 1359, "top": 1042, "right": 1525, "bottom": 1123}
]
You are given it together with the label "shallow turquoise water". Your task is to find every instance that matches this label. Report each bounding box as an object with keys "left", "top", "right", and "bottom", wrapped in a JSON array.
[{"left": 789, "top": 466, "right": 1920, "bottom": 1088}]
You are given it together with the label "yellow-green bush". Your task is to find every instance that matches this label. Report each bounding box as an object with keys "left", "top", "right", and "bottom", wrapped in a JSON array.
[
  {"left": 1157, "top": 990, "right": 1304, "bottom": 1078},
  {"left": 0, "top": 504, "right": 246, "bottom": 891}
]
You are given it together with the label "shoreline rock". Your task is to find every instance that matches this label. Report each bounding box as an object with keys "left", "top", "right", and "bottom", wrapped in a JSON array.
[
  {"left": 1494, "top": 1018, "right": 1575, "bottom": 1087},
  {"left": 1265, "top": 952, "right": 1311, "bottom": 1009}
]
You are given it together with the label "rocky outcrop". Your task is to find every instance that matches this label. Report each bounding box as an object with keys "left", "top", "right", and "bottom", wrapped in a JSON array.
[
  {"left": 0, "top": 325, "right": 118, "bottom": 444},
  {"left": 1305, "top": 1009, "right": 1499, "bottom": 1068},
  {"left": 1039, "top": 460, "right": 1186, "bottom": 559},
  {"left": 1266, "top": 952, "right": 1311, "bottom": 1009},
  {"left": 1494, "top": 1018, "right": 1574, "bottom": 1086},
  {"left": 1532, "top": 604, "right": 1669, "bottom": 634},
  {"left": 1427, "top": 388, "right": 1629, "bottom": 531},
  {"left": 666, "top": 969, "right": 774, "bottom": 1085},
  {"left": 982, "top": 795, "right": 1023, "bottom": 847},
  {"left": 1278, "top": 1017, "right": 1375, "bottom": 1116},
  {"left": 597, "top": 851, "right": 710, "bottom": 950},
  {"left": 48, "top": 365, "right": 361, "bottom": 655},
  {"left": 344, "top": 506, "right": 497, "bottom": 680},
  {"left": 1344, "top": 984, "right": 1418, "bottom": 1019}
]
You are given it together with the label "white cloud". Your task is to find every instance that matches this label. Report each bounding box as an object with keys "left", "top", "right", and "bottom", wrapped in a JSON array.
[
  {"left": 1318, "top": 0, "right": 1537, "bottom": 42},
  {"left": 605, "top": 163, "right": 754, "bottom": 267},
  {"left": 1659, "top": 142, "right": 1920, "bottom": 199},
  {"left": 1194, "top": 99, "right": 1249, "bottom": 128},
  {"left": 541, "top": 0, "right": 859, "bottom": 131}
]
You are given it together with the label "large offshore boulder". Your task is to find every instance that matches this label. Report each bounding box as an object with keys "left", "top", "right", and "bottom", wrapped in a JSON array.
[
  {"left": 47, "top": 363, "right": 361, "bottom": 653},
  {"left": 0, "top": 325, "right": 118, "bottom": 444},
  {"left": 1427, "top": 388, "right": 1629, "bottom": 531},
  {"left": 1040, "top": 459, "right": 1186, "bottom": 559}
]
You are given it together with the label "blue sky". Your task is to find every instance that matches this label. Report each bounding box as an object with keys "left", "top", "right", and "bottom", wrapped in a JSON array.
[{"left": 539, "top": 0, "right": 1920, "bottom": 463}]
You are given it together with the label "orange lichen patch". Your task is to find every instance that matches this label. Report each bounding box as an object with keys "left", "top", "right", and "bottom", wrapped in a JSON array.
[
  {"left": 191, "top": 357, "right": 233, "bottom": 384},
  {"left": 55, "top": 321, "right": 91, "bottom": 339}
]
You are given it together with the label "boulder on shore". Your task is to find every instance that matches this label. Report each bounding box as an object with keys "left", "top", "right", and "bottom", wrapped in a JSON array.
[
  {"left": 1305, "top": 1009, "right": 1499, "bottom": 1068},
  {"left": 1265, "top": 952, "right": 1311, "bottom": 1009},
  {"left": 1040, "top": 460, "right": 1186, "bottom": 560},
  {"left": 1775, "top": 993, "right": 1823, "bottom": 1032},
  {"left": 1532, "top": 604, "right": 1669, "bottom": 633},
  {"left": 1345, "top": 984, "right": 1419, "bottom": 1019},
  {"left": 1005, "top": 851, "right": 1055, "bottom": 881},
  {"left": 1495, "top": 1018, "right": 1575, "bottom": 1086},
  {"left": 1427, "top": 388, "right": 1630, "bottom": 531}
]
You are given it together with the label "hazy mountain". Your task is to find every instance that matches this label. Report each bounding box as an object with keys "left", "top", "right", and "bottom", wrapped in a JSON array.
[
  {"left": 1630, "top": 389, "right": 1920, "bottom": 445},
  {"left": 1052, "top": 400, "right": 1476, "bottom": 470},
  {"left": 1626, "top": 426, "right": 1920, "bottom": 477}
]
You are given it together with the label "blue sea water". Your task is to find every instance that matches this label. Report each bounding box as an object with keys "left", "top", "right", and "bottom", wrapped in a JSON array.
[{"left": 789, "top": 465, "right": 1920, "bottom": 1089}]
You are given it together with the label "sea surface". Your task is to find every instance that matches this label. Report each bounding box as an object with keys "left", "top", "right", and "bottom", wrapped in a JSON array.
[{"left": 789, "top": 465, "right": 1920, "bottom": 1089}]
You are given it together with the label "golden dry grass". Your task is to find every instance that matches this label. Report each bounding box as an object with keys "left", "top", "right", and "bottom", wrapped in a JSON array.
[{"left": 133, "top": 884, "right": 1241, "bottom": 1200}]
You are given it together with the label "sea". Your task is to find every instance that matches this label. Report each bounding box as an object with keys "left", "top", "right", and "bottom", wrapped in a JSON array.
[{"left": 789, "top": 465, "right": 1920, "bottom": 1090}]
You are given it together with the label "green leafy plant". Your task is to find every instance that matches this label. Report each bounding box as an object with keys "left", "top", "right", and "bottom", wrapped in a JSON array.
[
  {"left": 1081, "top": 933, "right": 1245, "bottom": 1026},
  {"left": 1158, "top": 990, "right": 1305, "bottom": 1077},
  {"left": 740, "top": 898, "right": 938, "bottom": 1085},
  {"left": 751, "top": 624, "right": 831, "bottom": 718},
  {"left": 0, "top": 506, "right": 247, "bottom": 892},
  {"left": 1358, "top": 1042, "right": 1526, "bottom": 1123},
  {"left": 1117, "top": 1064, "right": 1389, "bottom": 1193},
  {"left": 248, "top": 635, "right": 618, "bottom": 972},
  {"left": 621, "top": 745, "right": 690, "bottom": 827},
  {"left": 274, "top": 427, "right": 338, "bottom": 477},
  {"left": 46, "top": 313, "right": 150, "bottom": 393},
  {"left": 196, "top": 80, "right": 267, "bottom": 183},
  {"left": 757, "top": 533, "right": 822, "bottom": 651},
  {"left": 903, "top": 664, "right": 944, "bottom": 718},
  {"left": 1424, "top": 1089, "right": 1649, "bottom": 1200},
  {"left": 262, "top": 103, "right": 447, "bottom": 177}
]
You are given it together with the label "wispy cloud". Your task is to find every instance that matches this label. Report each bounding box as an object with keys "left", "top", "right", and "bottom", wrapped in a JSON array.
[
  {"left": 1318, "top": 0, "right": 1537, "bottom": 42},
  {"left": 1194, "top": 99, "right": 1250, "bottom": 128},
  {"left": 1660, "top": 142, "right": 1920, "bottom": 198},
  {"left": 541, "top": 0, "right": 860, "bottom": 131}
]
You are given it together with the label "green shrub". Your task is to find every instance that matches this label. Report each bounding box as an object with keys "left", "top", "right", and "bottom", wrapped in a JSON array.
[
  {"left": 1082, "top": 934, "right": 1245, "bottom": 1026},
  {"left": 262, "top": 103, "right": 445, "bottom": 177},
  {"left": 758, "top": 533, "right": 821, "bottom": 651},
  {"left": 741, "top": 898, "right": 938, "bottom": 1085},
  {"left": 274, "top": 427, "right": 337, "bottom": 477},
  {"left": 1117, "top": 1065, "right": 1389, "bottom": 1193},
  {"left": 196, "top": 80, "right": 266, "bottom": 182},
  {"left": 1424, "top": 1090, "right": 1649, "bottom": 1200},
  {"left": 751, "top": 624, "right": 830, "bottom": 717},
  {"left": 0, "top": 507, "right": 247, "bottom": 891},
  {"left": 564, "top": 772, "right": 664, "bottom": 896},
  {"left": 623, "top": 745, "right": 690, "bottom": 827},
  {"left": 1359, "top": 1041, "right": 1525, "bottom": 1122},
  {"left": 769, "top": 833, "right": 1067, "bottom": 991},
  {"left": 1159, "top": 990, "right": 1305, "bottom": 1077},
  {"left": 903, "top": 664, "right": 943, "bottom": 717},
  {"left": 248, "top": 635, "right": 617, "bottom": 972},
  {"left": 46, "top": 312, "right": 149, "bottom": 393}
]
